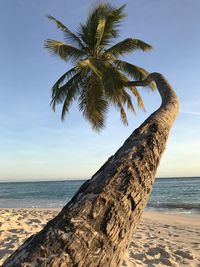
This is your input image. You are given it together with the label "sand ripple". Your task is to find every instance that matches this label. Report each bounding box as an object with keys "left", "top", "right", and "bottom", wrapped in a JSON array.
[{"left": 123, "top": 212, "right": 200, "bottom": 266}]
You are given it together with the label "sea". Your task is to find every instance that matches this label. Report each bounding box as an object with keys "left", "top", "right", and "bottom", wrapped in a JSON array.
[{"left": 0, "top": 177, "right": 200, "bottom": 215}]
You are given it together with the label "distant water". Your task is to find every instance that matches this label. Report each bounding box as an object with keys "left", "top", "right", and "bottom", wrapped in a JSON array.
[{"left": 0, "top": 178, "right": 199, "bottom": 215}]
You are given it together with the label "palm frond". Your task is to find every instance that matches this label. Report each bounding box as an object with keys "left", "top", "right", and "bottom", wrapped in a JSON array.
[
  {"left": 128, "top": 86, "right": 145, "bottom": 110},
  {"left": 113, "top": 59, "right": 148, "bottom": 80},
  {"left": 104, "top": 38, "right": 152, "bottom": 58},
  {"left": 46, "top": 3, "right": 155, "bottom": 131},
  {"left": 121, "top": 90, "right": 136, "bottom": 113},
  {"left": 61, "top": 75, "right": 80, "bottom": 120},
  {"left": 148, "top": 81, "right": 156, "bottom": 91},
  {"left": 113, "top": 90, "right": 137, "bottom": 125},
  {"left": 102, "top": 62, "right": 129, "bottom": 101},
  {"left": 114, "top": 60, "right": 156, "bottom": 90},
  {"left": 78, "top": 74, "right": 108, "bottom": 131},
  {"left": 77, "top": 59, "right": 103, "bottom": 79},
  {"left": 46, "top": 15, "right": 85, "bottom": 49},
  {"left": 78, "top": 4, "right": 102, "bottom": 50},
  {"left": 51, "top": 67, "right": 78, "bottom": 95},
  {"left": 44, "top": 39, "right": 85, "bottom": 63},
  {"left": 95, "top": 16, "right": 106, "bottom": 52},
  {"left": 51, "top": 72, "right": 81, "bottom": 112},
  {"left": 117, "top": 100, "right": 128, "bottom": 125},
  {"left": 99, "top": 3, "right": 126, "bottom": 47},
  {"left": 129, "top": 39, "right": 153, "bottom": 51},
  {"left": 78, "top": 3, "right": 126, "bottom": 50}
]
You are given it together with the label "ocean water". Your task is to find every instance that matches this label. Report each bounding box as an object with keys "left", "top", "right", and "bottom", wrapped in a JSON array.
[{"left": 0, "top": 178, "right": 199, "bottom": 215}]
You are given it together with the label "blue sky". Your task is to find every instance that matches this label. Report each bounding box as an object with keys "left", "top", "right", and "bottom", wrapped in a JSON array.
[{"left": 0, "top": 0, "right": 200, "bottom": 181}]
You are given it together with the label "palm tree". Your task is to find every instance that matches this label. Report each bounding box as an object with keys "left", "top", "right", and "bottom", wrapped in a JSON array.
[
  {"left": 3, "top": 3, "right": 179, "bottom": 267},
  {"left": 44, "top": 3, "right": 154, "bottom": 131}
]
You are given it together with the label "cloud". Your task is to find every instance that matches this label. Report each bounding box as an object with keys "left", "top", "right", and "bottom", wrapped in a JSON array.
[{"left": 180, "top": 110, "right": 200, "bottom": 116}]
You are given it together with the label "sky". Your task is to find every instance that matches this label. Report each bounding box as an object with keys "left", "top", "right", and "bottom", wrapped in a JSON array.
[{"left": 0, "top": 0, "right": 200, "bottom": 181}]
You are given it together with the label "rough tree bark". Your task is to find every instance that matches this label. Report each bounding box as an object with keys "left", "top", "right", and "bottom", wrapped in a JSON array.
[{"left": 3, "top": 73, "right": 179, "bottom": 267}]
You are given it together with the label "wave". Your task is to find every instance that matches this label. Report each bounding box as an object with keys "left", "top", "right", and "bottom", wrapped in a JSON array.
[{"left": 147, "top": 202, "right": 200, "bottom": 212}]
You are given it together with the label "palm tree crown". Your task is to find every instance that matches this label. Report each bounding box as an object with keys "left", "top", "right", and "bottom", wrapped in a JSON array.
[{"left": 45, "top": 2, "right": 154, "bottom": 131}]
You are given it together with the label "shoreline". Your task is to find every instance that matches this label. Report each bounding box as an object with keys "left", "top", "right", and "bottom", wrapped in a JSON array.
[
  {"left": 0, "top": 209, "right": 200, "bottom": 266},
  {"left": 144, "top": 210, "right": 200, "bottom": 226},
  {"left": 1, "top": 206, "right": 199, "bottom": 216}
]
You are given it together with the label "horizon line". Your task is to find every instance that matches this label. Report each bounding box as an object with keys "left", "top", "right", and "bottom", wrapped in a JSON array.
[{"left": 0, "top": 176, "right": 200, "bottom": 183}]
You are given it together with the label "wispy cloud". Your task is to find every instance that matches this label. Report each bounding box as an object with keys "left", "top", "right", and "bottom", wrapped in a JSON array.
[{"left": 180, "top": 110, "right": 200, "bottom": 116}]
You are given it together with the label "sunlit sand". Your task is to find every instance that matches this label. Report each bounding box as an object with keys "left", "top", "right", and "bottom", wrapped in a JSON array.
[{"left": 0, "top": 209, "right": 199, "bottom": 266}]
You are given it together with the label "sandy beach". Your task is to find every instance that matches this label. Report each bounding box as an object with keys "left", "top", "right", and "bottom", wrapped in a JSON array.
[{"left": 0, "top": 209, "right": 199, "bottom": 266}]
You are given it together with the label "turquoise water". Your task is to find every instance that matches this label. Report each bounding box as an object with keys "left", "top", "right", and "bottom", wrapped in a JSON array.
[
  {"left": 146, "top": 177, "right": 200, "bottom": 214},
  {"left": 0, "top": 178, "right": 199, "bottom": 214}
]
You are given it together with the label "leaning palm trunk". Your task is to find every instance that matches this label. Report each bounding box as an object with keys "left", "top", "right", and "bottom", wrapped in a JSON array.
[{"left": 3, "top": 73, "right": 179, "bottom": 267}]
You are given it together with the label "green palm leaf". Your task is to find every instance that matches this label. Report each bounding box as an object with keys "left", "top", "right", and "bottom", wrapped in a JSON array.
[
  {"left": 45, "top": 2, "right": 154, "bottom": 130},
  {"left": 102, "top": 65, "right": 126, "bottom": 100},
  {"left": 99, "top": 3, "right": 126, "bottom": 46},
  {"left": 121, "top": 90, "right": 136, "bottom": 113},
  {"left": 114, "top": 60, "right": 155, "bottom": 90},
  {"left": 114, "top": 60, "right": 148, "bottom": 80},
  {"left": 61, "top": 74, "right": 81, "bottom": 120},
  {"left": 51, "top": 72, "right": 81, "bottom": 112},
  {"left": 95, "top": 16, "right": 106, "bottom": 52},
  {"left": 44, "top": 39, "right": 86, "bottom": 63},
  {"left": 113, "top": 89, "right": 138, "bottom": 125},
  {"left": 117, "top": 100, "right": 128, "bottom": 125},
  {"left": 78, "top": 5, "right": 102, "bottom": 50},
  {"left": 51, "top": 67, "right": 78, "bottom": 93},
  {"left": 78, "top": 75, "right": 108, "bottom": 131},
  {"left": 78, "top": 3, "right": 126, "bottom": 50},
  {"left": 115, "top": 91, "right": 137, "bottom": 125},
  {"left": 104, "top": 38, "right": 152, "bottom": 58},
  {"left": 46, "top": 15, "right": 85, "bottom": 49},
  {"left": 77, "top": 59, "right": 103, "bottom": 79},
  {"left": 128, "top": 86, "right": 145, "bottom": 109}
]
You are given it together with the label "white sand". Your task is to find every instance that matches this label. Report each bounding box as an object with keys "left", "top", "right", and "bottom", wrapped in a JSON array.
[
  {"left": 124, "top": 212, "right": 200, "bottom": 267},
  {"left": 0, "top": 209, "right": 199, "bottom": 266}
]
